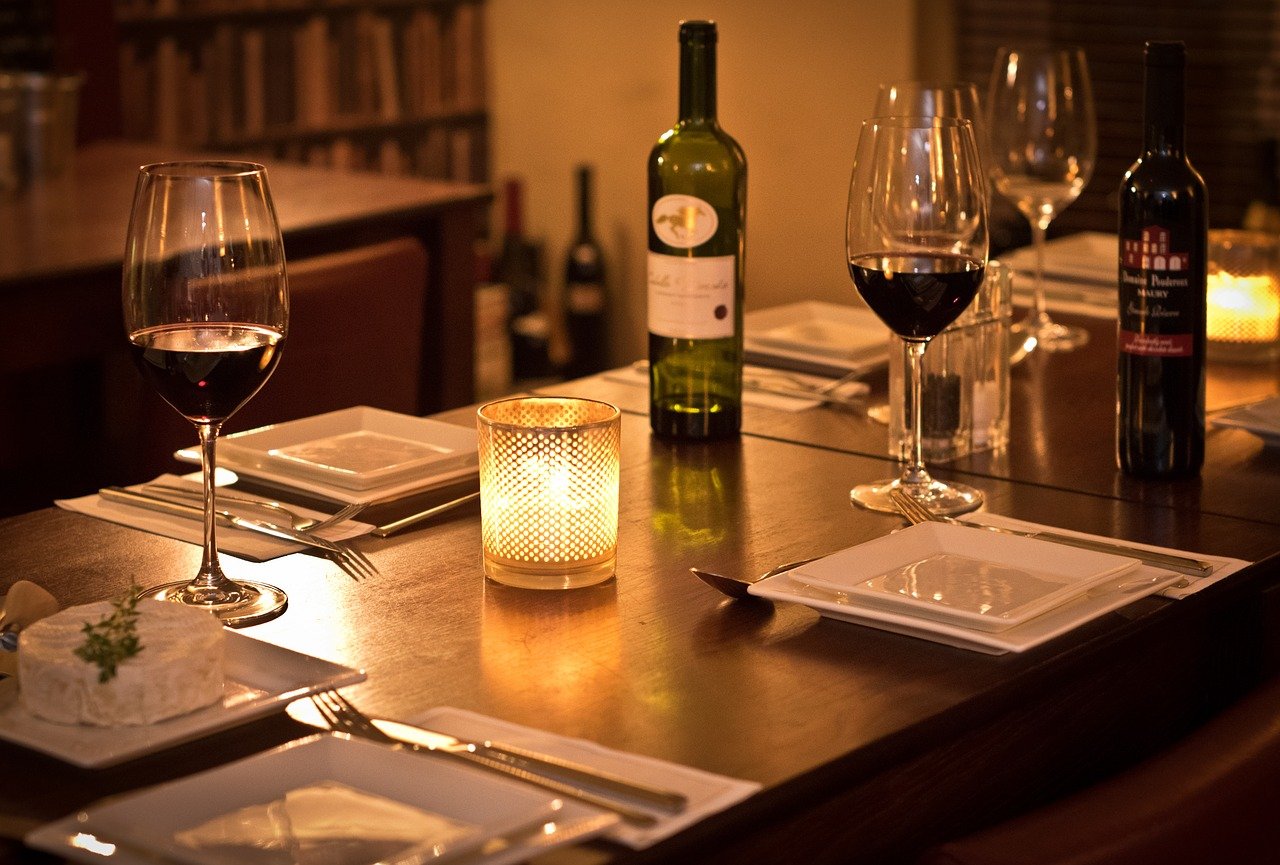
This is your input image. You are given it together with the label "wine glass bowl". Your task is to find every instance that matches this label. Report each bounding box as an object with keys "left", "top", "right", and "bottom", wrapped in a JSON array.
[
  {"left": 123, "top": 161, "right": 289, "bottom": 626},
  {"left": 846, "top": 116, "right": 988, "bottom": 515},
  {"left": 987, "top": 46, "right": 1097, "bottom": 353}
]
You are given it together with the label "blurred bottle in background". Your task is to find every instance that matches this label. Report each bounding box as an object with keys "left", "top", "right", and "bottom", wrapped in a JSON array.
[
  {"left": 494, "top": 177, "right": 554, "bottom": 382},
  {"left": 562, "top": 164, "right": 609, "bottom": 379}
]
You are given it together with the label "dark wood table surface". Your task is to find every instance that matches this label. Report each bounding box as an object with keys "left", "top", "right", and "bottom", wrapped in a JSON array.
[{"left": 2, "top": 317, "right": 1279, "bottom": 864}]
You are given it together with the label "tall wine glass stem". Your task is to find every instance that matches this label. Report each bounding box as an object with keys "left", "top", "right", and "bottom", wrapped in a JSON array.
[
  {"left": 900, "top": 339, "right": 932, "bottom": 489},
  {"left": 192, "top": 421, "right": 238, "bottom": 603},
  {"left": 1029, "top": 216, "right": 1051, "bottom": 329}
]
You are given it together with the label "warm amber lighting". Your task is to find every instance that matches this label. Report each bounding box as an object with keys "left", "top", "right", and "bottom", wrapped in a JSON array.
[
  {"left": 1207, "top": 272, "right": 1280, "bottom": 343},
  {"left": 1207, "top": 230, "right": 1280, "bottom": 362},
  {"left": 477, "top": 397, "right": 620, "bottom": 589}
]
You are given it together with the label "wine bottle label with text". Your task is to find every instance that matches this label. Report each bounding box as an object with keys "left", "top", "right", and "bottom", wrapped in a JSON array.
[
  {"left": 647, "top": 252, "right": 735, "bottom": 339},
  {"left": 1118, "top": 224, "right": 1195, "bottom": 357},
  {"left": 651, "top": 194, "right": 719, "bottom": 249}
]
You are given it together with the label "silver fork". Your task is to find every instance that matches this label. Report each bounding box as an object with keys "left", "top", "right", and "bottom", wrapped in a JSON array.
[
  {"left": 143, "top": 483, "right": 367, "bottom": 532},
  {"left": 309, "top": 690, "right": 660, "bottom": 826},
  {"left": 889, "top": 487, "right": 938, "bottom": 526}
]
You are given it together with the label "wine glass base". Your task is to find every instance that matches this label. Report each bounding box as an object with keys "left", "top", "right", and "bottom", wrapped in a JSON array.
[
  {"left": 851, "top": 477, "right": 984, "bottom": 517},
  {"left": 136, "top": 580, "right": 288, "bottom": 628},
  {"left": 1026, "top": 320, "right": 1090, "bottom": 353}
]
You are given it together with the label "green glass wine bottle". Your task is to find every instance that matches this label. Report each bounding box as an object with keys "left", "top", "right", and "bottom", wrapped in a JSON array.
[{"left": 647, "top": 19, "right": 747, "bottom": 440}]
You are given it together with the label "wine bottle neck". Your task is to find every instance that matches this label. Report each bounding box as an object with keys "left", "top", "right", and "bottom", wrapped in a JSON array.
[
  {"left": 504, "top": 179, "right": 524, "bottom": 237},
  {"left": 678, "top": 23, "right": 717, "bottom": 124},
  {"left": 1142, "top": 46, "right": 1186, "bottom": 156},
  {"left": 576, "top": 167, "right": 593, "bottom": 240}
]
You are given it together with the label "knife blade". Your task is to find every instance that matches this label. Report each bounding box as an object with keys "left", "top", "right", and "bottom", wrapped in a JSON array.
[
  {"left": 99, "top": 486, "right": 341, "bottom": 555},
  {"left": 370, "top": 717, "right": 688, "bottom": 814},
  {"left": 958, "top": 520, "right": 1217, "bottom": 577}
]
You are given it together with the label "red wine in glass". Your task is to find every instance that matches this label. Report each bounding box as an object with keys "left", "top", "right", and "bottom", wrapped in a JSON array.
[
  {"left": 848, "top": 252, "right": 985, "bottom": 339},
  {"left": 130, "top": 323, "right": 283, "bottom": 424}
]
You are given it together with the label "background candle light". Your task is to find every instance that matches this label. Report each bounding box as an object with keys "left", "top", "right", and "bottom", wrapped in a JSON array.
[
  {"left": 1207, "top": 230, "right": 1280, "bottom": 362},
  {"left": 477, "top": 397, "right": 620, "bottom": 589}
]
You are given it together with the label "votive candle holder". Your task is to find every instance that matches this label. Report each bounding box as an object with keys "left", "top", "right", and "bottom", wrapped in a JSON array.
[{"left": 477, "top": 397, "right": 621, "bottom": 589}]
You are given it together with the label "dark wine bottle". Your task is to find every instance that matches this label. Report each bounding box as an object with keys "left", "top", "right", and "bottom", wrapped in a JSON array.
[
  {"left": 496, "top": 178, "right": 551, "bottom": 381},
  {"left": 647, "top": 19, "right": 747, "bottom": 440},
  {"left": 563, "top": 164, "right": 608, "bottom": 379},
  {"left": 1117, "top": 41, "right": 1207, "bottom": 478}
]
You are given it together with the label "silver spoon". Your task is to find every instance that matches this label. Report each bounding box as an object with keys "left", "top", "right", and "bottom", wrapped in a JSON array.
[{"left": 690, "top": 556, "right": 823, "bottom": 600}]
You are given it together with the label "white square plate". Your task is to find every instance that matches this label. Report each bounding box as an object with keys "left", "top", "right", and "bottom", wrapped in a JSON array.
[
  {"left": 26, "top": 735, "right": 570, "bottom": 865},
  {"left": 217, "top": 407, "right": 477, "bottom": 492},
  {"left": 0, "top": 633, "right": 363, "bottom": 767},
  {"left": 789, "top": 523, "right": 1140, "bottom": 633},
  {"left": 744, "top": 302, "right": 888, "bottom": 374}
]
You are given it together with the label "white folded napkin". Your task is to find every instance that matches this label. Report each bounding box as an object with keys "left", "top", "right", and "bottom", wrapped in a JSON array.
[
  {"left": 410, "top": 707, "right": 761, "bottom": 850},
  {"left": 962, "top": 512, "right": 1249, "bottom": 600},
  {"left": 55, "top": 474, "right": 372, "bottom": 562},
  {"left": 604, "top": 363, "right": 867, "bottom": 412}
]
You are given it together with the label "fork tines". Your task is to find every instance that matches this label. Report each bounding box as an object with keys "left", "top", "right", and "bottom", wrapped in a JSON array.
[{"left": 311, "top": 689, "right": 395, "bottom": 744}]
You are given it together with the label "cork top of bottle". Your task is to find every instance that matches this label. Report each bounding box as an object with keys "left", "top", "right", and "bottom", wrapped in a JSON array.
[
  {"left": 679, "top": 20, "right": 717, "bottom": 42},
  {"left": 1144, "top": 41, "right": 1185, "bottom": 67}
]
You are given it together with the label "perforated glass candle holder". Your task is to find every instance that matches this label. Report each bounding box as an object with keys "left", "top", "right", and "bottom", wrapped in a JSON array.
[
  {"left": 1207, "top": 230, "right": 1280, "bottom": 362},
  {"left": 477, "top": 397, "right": 621, "bottom": 589}
]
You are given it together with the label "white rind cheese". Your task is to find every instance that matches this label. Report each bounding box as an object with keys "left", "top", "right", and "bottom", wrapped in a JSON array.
[{"left": 18, "top": 599, "right": 225, "bottom": 726}]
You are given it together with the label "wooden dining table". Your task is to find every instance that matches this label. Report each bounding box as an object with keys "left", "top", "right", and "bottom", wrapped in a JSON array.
[{"left": 1, "top": 312, "right": 1278, "bottom": 865}]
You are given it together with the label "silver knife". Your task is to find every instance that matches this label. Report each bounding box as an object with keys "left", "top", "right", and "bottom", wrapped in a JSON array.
[
  {"left": 99, "top": 486, "right": 341, "bottom": 555},
  {"left": 369, "top": 717, "right": 688, "bottom": 813},
  {"left": 958, "top": 519, "right": 1217, "bottom": 577}
]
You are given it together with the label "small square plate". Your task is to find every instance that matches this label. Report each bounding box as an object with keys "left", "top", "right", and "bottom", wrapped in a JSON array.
[
  {"left": 0, "top": 633, "right": 364, "bottom": 767},
  {"left": 27, "top": 735, "right": 562, "bottom": 865},
  {"left": 791, "top": 522, "right": 1140, "bottom": 632},
  {"left": 218, "top": 406, "right": 477, "bottom": 492}
]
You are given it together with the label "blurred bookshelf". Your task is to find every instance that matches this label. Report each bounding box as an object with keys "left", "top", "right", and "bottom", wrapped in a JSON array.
[{"left": 111, "top": 0, "right": 488, "bottom": 181}]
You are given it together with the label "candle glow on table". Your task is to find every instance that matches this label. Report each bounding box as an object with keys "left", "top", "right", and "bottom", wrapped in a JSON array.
[
  {"left": 477, "top": 397, "right": 621, "bottom": 589},
  {"left": 1207, "top": 272, "right": 1280, "bottom": 342},
  {"left": 1207, "top": 230, "right": 1280, "bottom": 361}
]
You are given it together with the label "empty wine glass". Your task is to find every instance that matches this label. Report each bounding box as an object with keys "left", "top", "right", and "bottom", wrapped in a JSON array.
[
  {"left": 988, "top": 46, "right": 1097, "bottom": 353},
  {"left": 846, "top": 117, "right": 989, "bottom": 515},
  {"left": 123, "top": 162, "right": 289, "bottom": 626}
]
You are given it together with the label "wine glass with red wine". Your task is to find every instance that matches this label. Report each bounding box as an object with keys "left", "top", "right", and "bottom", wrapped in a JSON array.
[
  {"left": 123, "top": 162, "right": 289, "bottom": 626},
  {"left": 846, "top": 116, "right": 989, "bottom": 515}
]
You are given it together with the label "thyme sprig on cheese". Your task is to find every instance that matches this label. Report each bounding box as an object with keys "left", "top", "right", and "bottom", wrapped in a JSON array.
[{"left": 74, "top": 589, "right": 144, "bottom": 683}]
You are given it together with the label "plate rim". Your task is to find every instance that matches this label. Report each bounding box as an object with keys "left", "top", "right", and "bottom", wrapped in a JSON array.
[{"left": 752, "top": 567, "right": 1183, "bottom": 654}]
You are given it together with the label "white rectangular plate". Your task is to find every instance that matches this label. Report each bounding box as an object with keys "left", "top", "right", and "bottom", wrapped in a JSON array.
[
  {"left": 27, "top": 735, "right": 576, "bottom": 865},
  {"left": 0, "top": 633, "right": 364, "bottom": 768},
  {"left": 791, "top": 522, "right": 1139, "bottom": 632},
  {"left": 751, "top": 565, "right": 1185, "bottom": 654},
  {"left": 744, "top": 301, "right": 888, "bottom": 374},
  {"left": 218, "top": 407, "right": 477, "bottom": 492}
]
